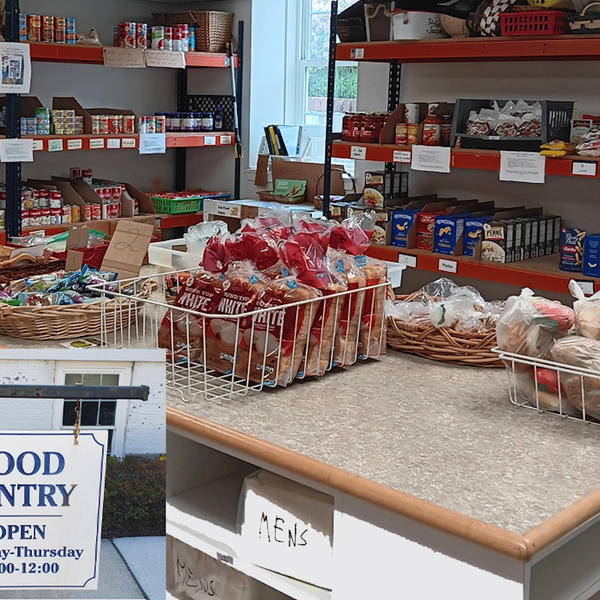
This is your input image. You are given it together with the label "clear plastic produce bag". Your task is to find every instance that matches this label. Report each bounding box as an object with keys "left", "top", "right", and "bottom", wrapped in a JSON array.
[
  {"left": 570, "top": 279, "right": 600, "bottom": 341},
  {"left": 183, "top": 220, "right": 228, "bottom": 260}
]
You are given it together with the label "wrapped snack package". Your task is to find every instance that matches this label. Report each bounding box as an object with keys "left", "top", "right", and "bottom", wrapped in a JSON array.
[
  {"left": 496, "top": 288, "right": 575, "bottom": 360},
  {"left": 576, "top": 127, "right": 600, "bottom": 157},
  {"left": 551, "top": 336, "right": 600, "bottom": 419},
  {"left": 235, "top": 276, "right": 321, "bottom": 387},
  {"left": 570, "top": 280, "right": 600, "bottom": 341},
  {"left": 358, "top": 256, "right": 388, "bottom": 360},
  {"left": 183, "top": 220, "right": 229, "bottom": 262}
]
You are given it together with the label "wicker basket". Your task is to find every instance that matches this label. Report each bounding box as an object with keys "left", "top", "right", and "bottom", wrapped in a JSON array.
[
  {"left": 387, "top": 293, "right": 503, "bottom": 367},
  {"left": 0, "top": 258, "right": 66, "bottom": 284},
  {"left": 152, "top": 11, "right": 234, "bottom": 53},
  {"left": 0, "top": 281, "right": 153, "bottom": 340}
]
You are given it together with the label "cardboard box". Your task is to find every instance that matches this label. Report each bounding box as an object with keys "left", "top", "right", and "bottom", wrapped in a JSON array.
[
  {"left": 95, "top": 178, "right": 156, "bottom": 216},
  {"left": 584, "top": 233, "right": 600, "bottom": 278},
  {"left": 434, "top": 201, "right": 494, "bottom": 256},
  {"left": 271, "top": 161, "right": 346, "bottom": 204},
  {"left": 27, "top": 178, "right": 87, "bottom": 223},
  {"left": 53, "top": 97, "right": 136, "bottom": 134},
  {"left": 482, "top": 220, "right": 515, "bottom": 264},
  {"left": 0, "top": 97, "right": 43, "bottom": 134},
  {"left": 560, "top": 227, "right": 586, "bottom": 273}
]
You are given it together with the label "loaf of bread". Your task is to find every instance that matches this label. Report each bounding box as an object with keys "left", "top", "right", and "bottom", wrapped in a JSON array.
[
  {"left": 358, "top": 259, "right": 388, "bottom": 360},
  {"left": 235, "top": 277, "right": 320, "bottom": 386}
]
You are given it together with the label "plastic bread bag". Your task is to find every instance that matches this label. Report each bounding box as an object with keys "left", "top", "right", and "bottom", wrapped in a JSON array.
[
  {"left": 240, "top": 209, "right": 293, "bottom": 233},
  {"left": 158, "top": 270, "right": 224, "bottom": 365},
  {"left": 358, "top": 256, "right": 388, "bottom": 360},
  {"left": 292, "top": 214, "right": 335, "bottom": 252},
  {"left": 331, "top": 252, "right": 367, "bottom": 367},
  {"left": 570, "top": 280, "right": 600, "bottom": 341},
  {"left": 385, "top": 297, "right": 432, "bottom": 325},
  {"left": 207, "top": 261, "right": 266, "bottom": 375},
  {"left": 496, "top": 288, "right": 575, "bottom": 360},
  {"left": 514, "top": 367, "right": 579, "bottom": 415},
  {"left": 235, "top": 275, "right": 321, "bottom": 387},
  {"left": 183, "top": 220, "right": 229, "bottom": 261},
  {"left": 329, "top": 210, "right": 375, "bottom": 256},
  {"left": 551, "top": 336, "right": 600, "bottom": 419},
  {"left": 202, "top": 230, "right": 234, "bottom": 273}
]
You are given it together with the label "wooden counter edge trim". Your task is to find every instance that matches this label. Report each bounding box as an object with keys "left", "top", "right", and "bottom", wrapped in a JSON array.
[
  {"left": 523, "top": 486, "right": 600, "bottom": 555},
  {"left": 167, "top": 406, "right": 530, "bottom": 561}
]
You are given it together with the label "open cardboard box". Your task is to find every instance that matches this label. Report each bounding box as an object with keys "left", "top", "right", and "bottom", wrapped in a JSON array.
[
  {"left": 52, "top": 97, "right": 136, "bottom": 134},
  {"left": 27, "top": 178, "right": 88, "bottom": 223},
  {"left": 0, "top": 96, "right": 44, "bottom": 134},
  {"left": 94, "top": 178, "right": 156, "bottom": 217}
]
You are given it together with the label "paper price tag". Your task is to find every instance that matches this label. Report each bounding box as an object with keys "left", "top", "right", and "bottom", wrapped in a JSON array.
[
  {"left": 393, "top": 150, "right": 411, "bottom": 164},
  {"left": 103, "top": 47, "right": 145, "bottom": 68},
  {"left": 122, "top": 138, "right": 137, "bottom": 149},
  {"left": 398, "top": 254, "right": 417, "bottom": 268},
  {"left": 351, "top": 48, "right": 365, "bottom": 59},
  {"left": 107, "top": 138, "right": 121, "bottom": 149},
  {"left": 48, "top": 139, "right": 63, "bottom": 152},
  {"left": 439, "top": 258, "right": 458, "bottom": 274},
  {"left": 351, "top": 146, "right": 367, "bottom": 160},
  {"left": 204, "top": 136, "right": 216, "bottom": 146},
  {"left": 32, "top": 139, "right": 44, "bottom": 151},
  {"left": 220, "top": 135, "right": 232, "bottom": 145},
  {"left": 67, "top": 138, "right": 83, "bottom": 150},
  {"left": 575, "top": 281, "right": 595, "bottom": 297},
  {"left": 90, "top": 138, "right": 105, "bottom": 149},
  {"left": 572, "top": 162, "right": 597, "bottom": 177},
  {"left": 1, "top": 139, "right": 34, "bottom": 162},
  {"left": 144, "top": 49, "right": 185, "bottom": 69}
]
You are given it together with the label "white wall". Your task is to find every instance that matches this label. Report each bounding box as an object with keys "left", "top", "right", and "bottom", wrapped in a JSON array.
[{"left": 0, "top": 349, "right": 166, "bottom": 456}]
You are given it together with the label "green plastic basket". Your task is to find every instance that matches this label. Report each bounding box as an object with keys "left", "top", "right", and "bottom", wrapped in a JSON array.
[{"left": 151, "top": 193, "right": 230, "bottom": 214}]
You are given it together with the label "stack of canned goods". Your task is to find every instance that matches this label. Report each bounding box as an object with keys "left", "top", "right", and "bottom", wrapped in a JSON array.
[
  {"left": 91, "top": 184, "right": 124, "bottom": 220},
  {"left": 20, "top": 14, "right": 76, "bottom": 44},
  {"left": 20, "top": 109, "right": 84, "bottom": 136},
  {"left": 0, "top": 186, "right": 68, "bottom": 227},
  {"left": 150, "top": 24, "right": 195, "bottom": 52},
  {"left": 341, "top": 112, "right": 390, "bottom": 144},
  {"left": 91, "top": 114, "right": 136, "bottom": 135},
  {"left": 114, "top": 22, "right": 149, "bottom": 49},
  {"left": 138, "top": 115, "right": 166, "bottom": 134},
  {"left": 162, "top": 109, "right": 224, "bottom": 133}
]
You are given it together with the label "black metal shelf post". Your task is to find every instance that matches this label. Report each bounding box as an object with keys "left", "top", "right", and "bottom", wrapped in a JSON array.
[
  {"left": 175, "top": 68, "right": 188, "bottom": 192},
  {"left": 385, "top": 59, "right": 403, "bottom": 200},
  {"left": 5, "top": 0, "right": 22, "bottom": 238},
  {"left": 234, "top": 20, "right": 244, "bottom": 200}
]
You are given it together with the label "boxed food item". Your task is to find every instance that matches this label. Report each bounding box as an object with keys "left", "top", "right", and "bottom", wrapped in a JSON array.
[
  {"left": 583, "top": 232, "right": 600, "bottom": 278},
  {"left": 560, "top": 227, "right": 586, "bottom": 272},
  {"left": 363, "top": 171, "right": 385, "bottom": 209},
  {"left": 434, "top": 201, "right": 494, "bottom": 256},
  {"left": 239, "top": 470, "right": 334, "bottom": 590},
  {"left": 482, "top": 220, "right": 515, "bottom": 263}
]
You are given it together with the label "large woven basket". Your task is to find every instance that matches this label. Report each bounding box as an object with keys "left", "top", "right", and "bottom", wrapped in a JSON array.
[
  {"left": 0, "top": 258, "right": 66, "bottom": 284},
  {"left": 0, "top": 280, "right": 153, "bottom": 340},
  {"left": 387, "top": 293, "right": 502, "bottom": 367},
  {"left": 153, "top": 11, "right": 234, "bottom": 53}
]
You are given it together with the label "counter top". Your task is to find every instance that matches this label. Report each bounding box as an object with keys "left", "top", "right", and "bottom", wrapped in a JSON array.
[{"left": 167, "top": 352, "right": 600, "bottom": 547}]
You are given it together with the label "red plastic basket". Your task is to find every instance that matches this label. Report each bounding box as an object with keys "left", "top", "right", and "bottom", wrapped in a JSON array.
[
  {"left": 500, "top": 10, "right": 568, "bottom": 36},
  {"left": 54, "top": 244, "right": 109, "bottom": 271}
]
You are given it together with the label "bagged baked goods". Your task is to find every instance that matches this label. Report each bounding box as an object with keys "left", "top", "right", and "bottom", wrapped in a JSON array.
[
  {"left": 358, "top": 257, "right": 388, "bottom": 360},
  {"left": 496, "top": 288, "right": 575, "bottom": 359},
  {"left": 235, "top": 276, "right": 320, "bottom": 387},
  {"left": 158, "top": 270, "right": 224, "bottom": 364},
  {"left": 551, "top": 336, "right": 600, "bottom": 419},
  {"left": 570, "top": 279, "right": 600, "bottom": 341},
  {"left": 514, "top": 367, "right": 578, "bottom": 415}
]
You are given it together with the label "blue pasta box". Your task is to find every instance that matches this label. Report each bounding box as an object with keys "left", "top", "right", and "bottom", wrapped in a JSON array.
[
  {"left": 560, "top": 227, "right": 586, "bottom": 273},
  {"left": 391, "top": 209, "right": 419, "bottom": 248},
  {"left": 434, "top": 215, "right": 467, "bottom": 256},
  {"left": 464, "top": 215, "right": 494, "bottom": 257},
  {"left": 583, "top": 233, "right": 600, "bottom": 278}
]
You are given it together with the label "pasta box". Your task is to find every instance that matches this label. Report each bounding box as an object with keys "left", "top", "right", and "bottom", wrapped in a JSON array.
[
  {"left": 584, "top": 233, "right": 600, "bottom": 278},
  {"left": 390, "top": 195, "right": 439, "bottom": 248},
  {"left": 414, "top": 199, "right": 465, "bottom": 251},
  {"left": 434, "top": 202, "right": 494, "bottom": 256},
  {"left": 560, "top": 227, "right": 586, "bottom": 272}
]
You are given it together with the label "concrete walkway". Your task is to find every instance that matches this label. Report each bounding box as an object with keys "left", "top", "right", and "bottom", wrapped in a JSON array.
[{"left": 0, "top": 537, "right": 165, "bottom": 599}]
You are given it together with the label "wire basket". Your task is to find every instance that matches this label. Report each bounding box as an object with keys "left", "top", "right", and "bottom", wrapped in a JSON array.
[
  {"left": 494, "top": 348, "right": 600, "bottom": 426},
  {"left": 387, "top": 293, "right": 502, "bottom": 367},
  {"left": 90, "top": 269, "right": 389, "bottom": 400}
]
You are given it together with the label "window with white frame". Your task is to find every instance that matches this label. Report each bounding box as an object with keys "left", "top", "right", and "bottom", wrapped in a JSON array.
[{"left": 53, "top": 364, "right": 132, "bottom": 458}]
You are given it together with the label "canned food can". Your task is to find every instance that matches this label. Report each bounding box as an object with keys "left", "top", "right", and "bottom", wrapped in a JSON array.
[
  {"left": 91, "top": 204, "right": 101, "bottom": 221},
  {"left": 111, "top": 186, "right": 122, "bottom": 201},
  {"left": 62, "top": 206, "right": 72, "bottom": 223},
  {"left": 123, "top": 115, "right": 135, "bottom": 134},
  {"left": 146, "top": 117, "right": 156, "bottom": 134},
  {"left": 55, "top": 17, "right": 66, "bottom": 43},
  {"left": 42, "top": 16, "right": 54, "bottom": 43},
  {"left": 173, "top": 25, "right": 183, "bottom": 51},
  {"left": 114, "top": 24, "right": 121, "bottom": 47},
  {"left": 102, "top": 203, "right": 111, "bottom": 220},
  {"left": 121, "top": 22, "right": 136, "bottom": 48},
  {"left": 108, "top": 115, "right": 122, "bottom": 134},
  {"left": 91, "top": 116, "right": 101, "bottom": 135},
  {"left": 164, "top": 27, "right": 173, "bottom": 51},
  {"left": 83, "top": 204, "right": 91, "bottom": 221},
  {"left": 151, "top": 26, "right": 165, "bottom": 50},
  {"left": 49, "top": 190, "right": 62, "bottom": 208},
  {"left": 21, "top": 210, "right": 31, "bottom": 228},
  {"left": 29, "top": 209, "right": 42, "bottom": 227},
  {"left": 137, "top": 23, "right": 148, "bottom": 49},
  {"left": 50, "top": 208, "right": 62, "bottom": 224},
  {"left": 38, "top": 190, "right": 49, "bottom": 208},
  {"left": 180, "top": 24, "right": 189, "bottom": 52},
  {"left": 407, "top": 123, "right": 420, "bottom": 146},
  {"left": 28, "top": 15, "right": 41, "bottom": 42},
  {"left": 71, "top": 205, "right": 81, "bottom": 223},
  {"left": 138, "top": 116, "right": 148, "bottom": 134},
  {"left": 188, "top": 26, "right": 196, "bottom": 52},
  {"left": 404, "top": 103, "right": 420, "bottom": 125},
  {"left": 98, "top": 115, "right": 109, "bottom": 134},
  {"left": 154, "top": 114, "right": 166, "bottom": 134},
  {"left": 41, "top": 208, "right": 51, "bottom": 225},
  {"left": 70, "top": 167, "right": 83, "bottom": 180},
  {"left": 65, "top": 18, "right": 76, "bottom": 43},
  {"left": 19, "top": 14, "right": 28, "bottom": 41},
  {"left": 395, "top": 122, "right": 408, "bottom": 145},
  {"left": 82, "top": 169, "right": 93, "bottom": 185},
  {"left": 134, "top": 199, "right": 139, "bottom": 216}
]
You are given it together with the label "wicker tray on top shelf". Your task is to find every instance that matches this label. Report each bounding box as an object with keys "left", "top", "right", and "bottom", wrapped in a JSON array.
[
  {"left": 387, "top": 293, "right": 503, "bottom": 367},
  {"left": 0, "top": 280, "right": 154, "bottom": 340}
]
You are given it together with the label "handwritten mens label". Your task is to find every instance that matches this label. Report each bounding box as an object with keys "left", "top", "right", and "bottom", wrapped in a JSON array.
[
  {"left": 103, "top": 47, "right": 145, "bottom": 68},
  {"left": 393, "top": 150, "right": 411, "bottom": 163},
  {"left": 398, "top": 254, "right": 417, "bottom": 268},
  {"left": 122, "top": 138, "right": 136, "bottom": 148},
  {"left": 499, "top": 151, "right": 546, "bottom": 184},
  {"left": 351, "top": 146, "right": 367, "bottom": 160},
  {"left": 32, "top": 140, "right": 44, "bottom": 151},
  {"left": 67, "top": 139, "right": 83, "bottom": 150},
  {"left": 48, "top": 139, "right": 63, "bottom": 152},
  {"left": 144, "top": 49, "right": 185, "bottom": 68},
  {"left": 90, "top": 139, "right": 105, "bottom": 149}
]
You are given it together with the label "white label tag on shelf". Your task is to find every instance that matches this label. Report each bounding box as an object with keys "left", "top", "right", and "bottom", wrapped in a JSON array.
[
  {"left": 351, "top": 145, "right": 367, "bottom": 160},
  {"left": 398, "top": 254, "right": 417, "bottom": 268},
  {"left": 220, "top": 135, "right": 232, "bottom": 145},
  {"left": 122, "top": 138, "right": 137, "bottom": 149},
  {"left": 67, "top": 138, "right": 83, "bottom": 150},
  {"left": 103, "top": 47, "right": 145, "bottom": 68},
  {"left": 144, "top": 49, "right": 185, "bottom": 69},
  {"left": 499, "top": 151, "right": 546, "bottom": 184},
  {"left": 575, "top": 281, "right": 595, "bottom": 297},
  {"left": 204, "top": 136, "right": 216, "bottom": 146},
  {"left": 1, "top": 138, "right": 34, "bottom": 162},
  {"left": 139, "top": 133, "right": 166, "bottom": 155},
  {"left": 572, "top": 161, "right": 597, "bottom": 177},
  {"left": 393, "top": 150, "right": 411, "bottom": 164},
  {"left": 90, "top": 138, "right": 105, "bottom": 149},
  {"left": 439, "top": 258, "right": 458, "bottom": 273},
  {"left": 351, "top": 48, "right": 365, "bottom": 59},
  {"left": 411, "top": 145, "right": 451, "bottom": 173},
  {"left": 48, "top": 138, "right": 63, "bottom": 152},
  {"left": 107, "top": 138, "right": 121, "bottom": 149},
  {"left": 211, "top": 201, "right": 240, "bottom": 217},
  {"left": 32, "top": 139, "right": 44, "bottom": 151}
]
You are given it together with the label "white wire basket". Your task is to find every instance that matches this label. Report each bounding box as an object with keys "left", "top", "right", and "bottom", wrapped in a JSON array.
[
  {"left": 494, "top": 347, "right": 600, "bottom": 426},
  {"left": 90, "top": 269, "right": 389, "bottom": 400}
]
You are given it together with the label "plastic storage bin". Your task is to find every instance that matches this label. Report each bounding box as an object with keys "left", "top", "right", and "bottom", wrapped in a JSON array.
[
  {"left": 500, "top": 10, "right": 569, "bottom": 36},
  {"left": 148, "top": 238, "right": 203, "bottom": 271},
  {"left": 391, "top": 9, "right": 445, "bottom": 40}
]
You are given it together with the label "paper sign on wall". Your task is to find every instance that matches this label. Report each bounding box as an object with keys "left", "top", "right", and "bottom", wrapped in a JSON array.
[
  {"left": 499, "top": 151, "right": 546, "bottom": 184},
  {"left": 411, "top": 146, "right": 451, "bottom": 173},
  {"left": 0, "top": 431, "right": 107, "bottom": 590},
  {"left": 139, "top": 133, "right": 166, "bottom": 155},
  {"left": 0, "top": 42, "right": 31, "bottom": 93},
  {"left": 1, "top": 139, "right": 33, "bottom": 162},
  {"left": 102, "top": 47, "right": 145, "bottom": 68}
]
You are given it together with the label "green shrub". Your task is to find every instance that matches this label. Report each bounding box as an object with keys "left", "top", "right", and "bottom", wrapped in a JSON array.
[{"left": 102, "top": 454, "right": 166, "bottom": 538}]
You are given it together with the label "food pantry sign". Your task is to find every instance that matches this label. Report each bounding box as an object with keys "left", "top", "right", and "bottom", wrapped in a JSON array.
[{"left": 0, "top": 431, "right": 107, "bottom": 589}]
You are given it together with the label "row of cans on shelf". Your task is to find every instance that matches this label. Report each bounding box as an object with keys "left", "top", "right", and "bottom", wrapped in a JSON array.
[
  {"left": 21, "top": 108, "right": 84, "bottom": 136},
  {"left": 19, "top": 14, "right": 76, "bottom": 44},
  {"left": 91, "top": 114, "right": 136, "bottom": 135},
  {"left": 114, "top": 23, "right": 195, "bottom": 52},
  {"left": 0, "top": 187, "right": 63, "bottom": 210},
  {"left": 138, "top": 115, "right": 167, "bottom": 134}
]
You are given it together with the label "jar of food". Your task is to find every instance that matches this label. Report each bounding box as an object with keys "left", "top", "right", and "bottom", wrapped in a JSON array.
[
  {"left": 202, "top": 111, "right": 214, "bottom": 132},
  {"left": 407, "top": 123, "right": 420, "bottom": 146},
  {"left": 342, "top": 113, "right": 352, "bottom": 142},
  {"left": 214, "top": 107, "right": 224, "bottom": 131},
  {"left": 349, "top": 113, "right": 362, "bottom": 141},
  {"left": 441, "top": 114, "right": 453, "bottom": 147},
  {"left": 395, "top": 122, "right": 408, "bottom": 145},
  {"left": 171, "top": 113, "right": 182, "bottom": 132},
  {"left": 422, "top": 104, "right": 441, "bottom": 146},
  {"left": 183, "top": 112, "right": 195, "bottom": 132}
]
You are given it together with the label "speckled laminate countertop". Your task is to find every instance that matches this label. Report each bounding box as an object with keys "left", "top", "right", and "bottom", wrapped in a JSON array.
[{"left": 167, "top": 351, "right": 600, "bottom": 536}]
